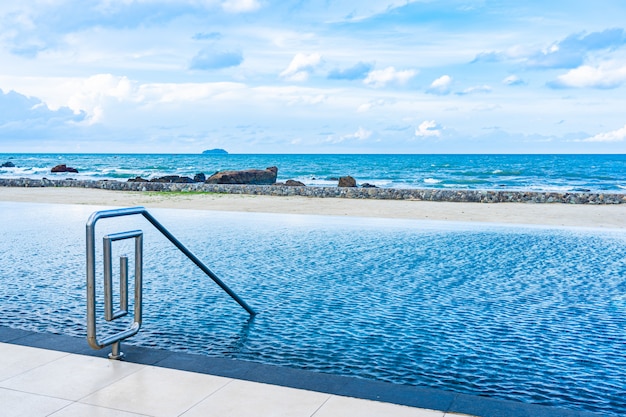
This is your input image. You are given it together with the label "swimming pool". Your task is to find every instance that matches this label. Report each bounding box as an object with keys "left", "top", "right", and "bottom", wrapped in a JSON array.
[{"left": 1, "top": 202, "right": 625, "bottom": 415}]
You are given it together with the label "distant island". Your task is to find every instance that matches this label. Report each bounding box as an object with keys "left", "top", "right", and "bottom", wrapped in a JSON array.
[{"left": 202, "top": 148, "right": 228, "bottom": 155}]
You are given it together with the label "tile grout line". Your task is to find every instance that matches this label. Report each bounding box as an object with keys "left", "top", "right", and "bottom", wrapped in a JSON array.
[
  {"left": 73, "top": 354, "right": 149, "bottom": 403},
  {"left": 0, "top": 385, "right": 79, "bottom": 417},
  {"left": 48, "top": 400, "right": 156, "bottom": 417},
  {"left": 0, "top": 344, "right": 72, "bottom": 384},
  {"left": 175, "top": 376, "right": 236, "bottom": 416},
  {"left": 309, "top": 394, "right": 333, "bottom": 417}
]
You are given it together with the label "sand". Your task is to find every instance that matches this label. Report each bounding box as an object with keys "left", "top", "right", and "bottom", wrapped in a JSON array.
[{"left": 1, "top": 186, "right": 625, "bottom": 228}]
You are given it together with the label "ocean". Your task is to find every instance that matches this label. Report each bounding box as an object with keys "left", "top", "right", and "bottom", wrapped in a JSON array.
[{"left": 1, "top": 153, "right": 625, "bottom": 193}]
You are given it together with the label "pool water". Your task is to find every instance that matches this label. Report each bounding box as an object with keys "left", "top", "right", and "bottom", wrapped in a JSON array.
[{"left": 1, "top": 202, "right": 625, "bottom": 415}]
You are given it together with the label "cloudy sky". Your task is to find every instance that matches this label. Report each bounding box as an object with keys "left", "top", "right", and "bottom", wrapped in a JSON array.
[{"left": 1, "top": 0, "right": 626, "bottom": 154}]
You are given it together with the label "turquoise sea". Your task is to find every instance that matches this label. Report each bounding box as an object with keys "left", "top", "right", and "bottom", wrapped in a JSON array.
[{"left": 1, "top": 153, "right": 625, "bottom": 192}]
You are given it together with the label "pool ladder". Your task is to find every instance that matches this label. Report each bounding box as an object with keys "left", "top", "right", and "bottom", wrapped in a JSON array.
[{"left": 86, "top": 206, "right": 255, "bottom": 359}]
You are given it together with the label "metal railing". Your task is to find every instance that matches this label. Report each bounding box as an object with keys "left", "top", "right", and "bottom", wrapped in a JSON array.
[{"left": 86, "top": 206, "right": 256, "bottom": 359}]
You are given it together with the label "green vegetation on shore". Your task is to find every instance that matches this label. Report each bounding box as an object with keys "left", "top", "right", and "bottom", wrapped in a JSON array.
[{"left": 144, "top": 190, "right": 227, "bottom": 197}]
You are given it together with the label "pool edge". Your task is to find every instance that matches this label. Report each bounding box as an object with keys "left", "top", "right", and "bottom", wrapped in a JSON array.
[{"left": 0, "top": 325, "right": 602, "bottom": 417}]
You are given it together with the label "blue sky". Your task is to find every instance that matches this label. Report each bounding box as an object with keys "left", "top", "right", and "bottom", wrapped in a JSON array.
[{"left": 1, "top": 0, "right": 626, "bottom": 154}]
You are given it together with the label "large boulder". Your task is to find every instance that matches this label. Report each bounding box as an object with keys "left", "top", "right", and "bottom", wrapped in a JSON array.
[
  {"left": 51, "top": 164, "right": 78, "bottom": 173},
  {"left": 205, "top": 166, "right": 278, "bottom": 185},
  {"left": 284, "top": 179, "right": 306, "bottom": 186},
  {"left": 1, "top": 161, "right": 15, "bottom": 168},
  {"left": 128, "top": 174, "right": 204, "bottom": 183},
  {"left": 275, "top": 179, "right": 306, "bottom": 186},
  {"left": 150, "top": 175, "right": 194, "bottom": 183},
  {"left": 338, "top": 176, "right": 357, "bottom": 187},
  {"left": 127, "top": 176, "right": 149, "bottom": 182}
]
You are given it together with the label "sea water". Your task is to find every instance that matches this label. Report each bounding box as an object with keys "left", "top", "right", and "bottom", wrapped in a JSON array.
[
  {"left": 0, "top": 202, "right": 625, "bottom": 416},
  {"left": 1, "top": 153, "right": 625, "bottom": 192}
]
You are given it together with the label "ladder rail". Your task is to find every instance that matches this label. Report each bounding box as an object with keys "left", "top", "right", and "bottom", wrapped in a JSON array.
[{"left": 86, "top": 206, "right": 255, "bottom": 355}]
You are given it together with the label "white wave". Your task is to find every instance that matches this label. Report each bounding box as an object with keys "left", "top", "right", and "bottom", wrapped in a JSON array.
[
  {"left": 367, "top": 180, "right": 393, "bottom": 187},
  {"left": 0, "top": 166, "right": 48, "bottom": 179},
  {"left": 423, "top": 178, "right": 442, "bottom": 184},
  {"left": 300, "top": 177, "right": 337, "bottom": 187}
]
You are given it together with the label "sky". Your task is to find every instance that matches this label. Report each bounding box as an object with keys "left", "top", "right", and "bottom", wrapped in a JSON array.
[{"left": 1, "top": 0, "right": 626, "bottom": 154}]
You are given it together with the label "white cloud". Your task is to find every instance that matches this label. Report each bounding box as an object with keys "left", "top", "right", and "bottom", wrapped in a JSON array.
[
  {"left": 427, "top": 75, "right": 452, "bottom": 95},
  {"left": 580, "top": 124, "right": 626, "bottom": 142},
  {"left": 221, "top": 0, "right": 261, "bottom": 13},
  {"left": 327, "top": 1, "right": 423, "bottom": 23},
  {"left": 325, "top": 127, "right": 373, "bottom": 144},
  {"left": 357, "top": 99, "right": 387, "bottom": 112},
  {"left": 456, "top": 85, "right": 492, "bottom": 95},
  {"left": 252, "top": 85, "right": 331, "bottom": 107},
  {"left": 415, "top": 120, "right": 441, "bottom": 137},
  {"left": 66, "top": 74, "right": 134, "bottom": 123},
  {"left": 2, "top": 75, "right": 253, "bottom": 124},
  {"left": 363, "top": 67, "right": 416, "bottom": 88},
  {"left": 284, "top": 71, "right": 309, "bottom": 82},
  {"left": 357, "top": 102, "right": 372, "bottom": 112},
  {"left": 287, "top": 94, "right": 326, "bottom": 106},
  {"left": 502, "top": 75, "right": 525, "bottom": 86},
  {"left": 347, "top": 126, "right": 372, "bottom": 140},
  {"left": 280, "top": 53, "right": 322, "bottom": 81},
  {"left": 550, "top": 64, "right": 626, "bottom": 89},
  {"left": 138, "top": 81, "right": 246, "bottom": 103}
]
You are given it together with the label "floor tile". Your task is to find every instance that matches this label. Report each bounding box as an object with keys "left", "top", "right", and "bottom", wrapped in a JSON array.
[
  {"left": 313, "top": 395, "right": 445, "bottom": 417},
  {"left": 181, "top": 379, "right": 330, "bottom": 417},
  {"left": 81, "top": 365, "right": 231, "bottom": 417},
  {"left": 49, "top": 402, "right": 149, "bottom": 417},
  {"left": 0, "top": 353, "right": 144, "bottom": 401},
  {"left": 0, "top": 342, "right": 68, "bottom": 381},
  {"left": 0, "top": 387, "right": 71, "bottom": 417},
  {"left": 0, "top": 343, "right": 482, "bottom": 417}
]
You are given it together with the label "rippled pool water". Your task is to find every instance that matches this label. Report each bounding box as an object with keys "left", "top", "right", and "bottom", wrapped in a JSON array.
[{"left": 1, "top": 202, "right": 625, "bottom": 415}]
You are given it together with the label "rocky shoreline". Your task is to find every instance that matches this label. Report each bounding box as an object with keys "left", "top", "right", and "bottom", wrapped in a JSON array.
[{"left": 1, "top": 177, "right": 625, "bottom": 204}]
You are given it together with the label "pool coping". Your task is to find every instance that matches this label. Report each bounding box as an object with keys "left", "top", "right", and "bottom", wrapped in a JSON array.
[
  {"left": 0, "top": 325, "right": 603, "bottom": 417},
  {"left": 0, "top": 325, "right": 602, "bottom": 417}
]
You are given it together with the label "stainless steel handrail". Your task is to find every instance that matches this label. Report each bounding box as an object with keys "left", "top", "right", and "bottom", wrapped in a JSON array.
[{"left": 86, "top": 206, "right": 256, "bottom": 358}]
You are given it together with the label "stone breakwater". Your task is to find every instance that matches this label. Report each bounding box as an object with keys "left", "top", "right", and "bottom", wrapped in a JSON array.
[{"left": 1, "top": 178, "right": 625, "bottom": 204}]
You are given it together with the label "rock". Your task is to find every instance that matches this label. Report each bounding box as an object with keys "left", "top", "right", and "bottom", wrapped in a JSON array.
[
  {"left": 205, "top": 166, "right": 278, "bottom": 185},
  {"left": 51, "top": 164, "right": 78, "bottom": 173},
  {"left": 150, "top": 175, "right": 194, "bottom": 183},
  {"left": 284, "top": 179, "right": 305, "bottom": 186},
  {"left": 1, "top": 161, "right": 15, "bottom": 168},
  {"left": 361, "top": 183, "right": 377, "bottom": 188},
  {"left": 338, "top": 176, "right": 357, "bottom": 187},
  {"left": 128, "top": 173, "right": 203, "bottom": 183}
]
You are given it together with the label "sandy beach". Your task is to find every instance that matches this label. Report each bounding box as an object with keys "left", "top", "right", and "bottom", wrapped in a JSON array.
[{"left": 1, "top": 186, "right": 625, "bottom": 228}]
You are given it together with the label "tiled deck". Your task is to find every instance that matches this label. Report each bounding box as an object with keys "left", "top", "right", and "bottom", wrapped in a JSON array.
[
  {"left": 0, "top": 327, "right": 603, "bottom": 417},
  {"left": 0, "top": 342, "right": 469, "bottom": 417}
]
